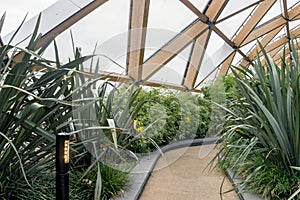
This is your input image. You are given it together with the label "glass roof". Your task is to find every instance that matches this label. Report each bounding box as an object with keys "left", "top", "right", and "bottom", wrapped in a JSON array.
[{"left": 1, "top": 0, "right": 299, "bottom": 91}]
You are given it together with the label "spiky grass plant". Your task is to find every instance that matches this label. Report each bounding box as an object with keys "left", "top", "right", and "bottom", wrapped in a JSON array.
[
  {"left": 218, "top": 40, "right": 300, "bottom": 199},
  {"left": 0, "top": 15, "right": 94, "bottom": 199}
]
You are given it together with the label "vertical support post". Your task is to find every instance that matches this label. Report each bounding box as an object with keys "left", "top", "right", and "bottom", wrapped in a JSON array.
[{"left": 56, "top": 133, "right": 70, "bottom": 200}]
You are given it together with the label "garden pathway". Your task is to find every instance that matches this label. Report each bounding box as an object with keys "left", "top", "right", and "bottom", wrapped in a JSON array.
[{"left": 140, "top": 145, "right": 238, "bottom": 200}]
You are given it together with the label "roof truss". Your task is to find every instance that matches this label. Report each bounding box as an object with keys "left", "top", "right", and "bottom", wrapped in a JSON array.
[{"left": 2, "top": 0, "right": 299, "bottom": 90}]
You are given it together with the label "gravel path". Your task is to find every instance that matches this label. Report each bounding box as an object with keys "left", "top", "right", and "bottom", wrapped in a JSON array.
[{"left": 140, "top": 145, "right": 239, "bottom": 200}]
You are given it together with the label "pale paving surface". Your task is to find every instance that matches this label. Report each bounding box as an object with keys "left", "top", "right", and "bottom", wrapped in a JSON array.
[{"left": 140, "top": 145, "right": 239, "bottom": 200}]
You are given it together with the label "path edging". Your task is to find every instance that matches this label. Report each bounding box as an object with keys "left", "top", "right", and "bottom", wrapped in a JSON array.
[{"left": 116, "top": 137, "right": 264, "bottom": 200}]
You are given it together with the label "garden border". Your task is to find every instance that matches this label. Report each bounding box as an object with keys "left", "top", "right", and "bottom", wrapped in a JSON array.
[{"left": 116, "top": 137, "right": 263, "bottom": 200}]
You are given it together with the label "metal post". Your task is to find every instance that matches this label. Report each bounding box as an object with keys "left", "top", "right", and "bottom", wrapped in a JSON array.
[{"left": 56, "top": 133, "right": 70, "bottom": 200}]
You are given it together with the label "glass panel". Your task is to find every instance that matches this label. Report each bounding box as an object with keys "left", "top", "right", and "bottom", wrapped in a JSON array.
[
  {"left": 42, "top": 0, "right": 130, "bottom": 66},
  {"left": 0, "top": 0, "right": 58, "bottom": 36},
  {"left": 232, "top": 52, "right": 243, "bottom": 66},
  {"left": 147, "top": 0, "right": 197, "bottom": 31},
  {"left": 188, "top": 0, "right": 210, "bottom": 12},
  {"left": 286, "top": 0, "right": 299, "bottom": 11},
  {"left": 216, "top": 7, "right": 254, "bottom": 39},
  {"left": 256, "top": 1, "right": 281, "bottom": 27},
  {"left": 195, "top": 39, "right": 233, "bottom": 86},
  {"left": 218, "top": 0, "right": 259, "bottom": 20},
  {"left": 144, "top": 0, "right": 197, "bottom": 61},
  {"left": 240, "top": 40, "right": 257, "bottom": 55},
  {"left": 3, "top": 0, "right": 89, "bottom": 45},
  {"left": 148, "top": 43, "right": 193, "bottom": 85},
  {"left": 290, "top": 21, "right": 300, "bottom": 30}
]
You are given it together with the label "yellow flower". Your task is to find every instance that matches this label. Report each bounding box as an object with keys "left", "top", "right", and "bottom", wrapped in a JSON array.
[
  {"left": 185, "top": 116, "right": 191, "bottom": 123},
  {"left": 136, "top": 126, "right": 144, "bottom": 132},
  {"left": 134, "top": 119, "right": 144, "bottom": 132}
]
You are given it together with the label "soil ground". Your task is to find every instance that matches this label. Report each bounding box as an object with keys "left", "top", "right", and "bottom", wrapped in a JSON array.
[{"left": 140, "top": 145, "right": 239, "bottom": 200}]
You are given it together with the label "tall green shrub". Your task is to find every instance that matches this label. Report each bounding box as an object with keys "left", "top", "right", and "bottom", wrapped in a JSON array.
[
  {"left": 0, "top": 16, "right": 93, "bottom": 199},
  {"left": 218, "top": 40, "right": 300, "bottom": 199}
]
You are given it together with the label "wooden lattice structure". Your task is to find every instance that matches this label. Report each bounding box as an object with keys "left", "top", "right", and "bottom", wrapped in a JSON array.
[{"left": 1, "top": 0, "right": 300, "bottom": 91}]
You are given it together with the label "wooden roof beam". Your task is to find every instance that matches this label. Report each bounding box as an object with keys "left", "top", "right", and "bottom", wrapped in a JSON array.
[
  {"left": 282, "top": 0, "right": 292, "bottom": 55},
  {"left": 126, "top": 0, "right": 150, "bottom": 81},
  {"left": 233, "top": 0, "right": 276, "bottom": 46},
  {"left": 211, "top": 25, "right": 251, "bottom": 63},
  {"left": 240, "top": 26, "right": 283, "bottom": 66},
  {"left": 183, "top": 30, "right": 211, "bottom": 89},
  {"left": 242, "top": 3, "right": 300, "bottom": 46},
  {"left": 141, "top": 20, "right": 208, "bottom": 81},
  {"left": 218, "top": 52, "right": 235, "bottom": 76},
  {"left": 242, "top": 17, "right": 286, "bottom": 46},
  {"left": 90, "top": 71, "right": 201, "bottom": 92},
  {"left": 272, "top": 48, "right": 290, "bottom": 62},
  {"left": 289, "top": 3, "right": 300, "bottom": 20},
  {"left": 180, "top": 0, "right": 228, "bottom": 89},
  {"left": 263, "top": 37, "right": 288, "bottom": 54},
  {"left": 205, "top": 0, "right": 229, "bottom": 21},
  {"left": 14, "top": 0, "right": 109, "bottom": 62},
  {"left": 260, "top": 26, "right": 300, "bottom": 56},
  {"left": 180, "top": 0, "right": 228, "bottom": 23}
]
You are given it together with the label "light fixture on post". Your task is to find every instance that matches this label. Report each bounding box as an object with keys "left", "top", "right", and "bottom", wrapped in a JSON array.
[{"left": 56, "top": 133, "right": 70, "bottom": 200}]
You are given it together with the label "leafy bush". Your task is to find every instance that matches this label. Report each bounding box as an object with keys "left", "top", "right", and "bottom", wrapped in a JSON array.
[
  {"left": 127, "top": 87, "right": 212, "bottom": 153},
  {"left": 218, "top": 40, "right": 300, "bottom": 199}
]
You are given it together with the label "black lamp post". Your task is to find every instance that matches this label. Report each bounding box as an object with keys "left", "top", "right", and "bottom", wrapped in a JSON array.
[{"left": 56, "top": 133, "right": 70, "bottom": 200}]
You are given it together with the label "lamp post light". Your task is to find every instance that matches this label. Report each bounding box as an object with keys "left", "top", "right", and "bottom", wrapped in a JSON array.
[{"left": 56, "top": 133, "right": 70, "bottom": 200}]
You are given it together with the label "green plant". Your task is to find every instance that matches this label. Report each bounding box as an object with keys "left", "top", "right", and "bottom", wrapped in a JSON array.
[
  {"left": 0, "top": 14, "right": 133, "bottom": 200},
  {"left": 218, "top": 40, "right": 300, "bottom": 199},
  {"left": 72, "top": 164, "right": 129, "bottom": 200}
]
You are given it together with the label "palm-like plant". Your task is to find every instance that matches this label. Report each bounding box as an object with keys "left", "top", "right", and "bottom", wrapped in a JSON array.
[
  {"left": 218, "top": 40, "right": 300, "bottom": 199},
  {"left": 0, "top": 15, "right": 92, "bottom": 199}
]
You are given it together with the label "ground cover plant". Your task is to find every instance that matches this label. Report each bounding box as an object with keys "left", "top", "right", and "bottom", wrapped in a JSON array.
[{"left": 218, "top": 40, "right": 300, "bottom": 199}]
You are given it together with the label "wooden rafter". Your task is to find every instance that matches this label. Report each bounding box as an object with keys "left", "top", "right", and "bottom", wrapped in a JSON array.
[
  {"left": 259, "top": 26, "right": 300, "bottom": 57},
  {"left": 211, "top": 25, "right": 250, "bottom": 62},
  {"left": 241, "top": 3, "right": 300, "bottom": 46},
  {"left": 241, "top": 17, "right": 286, "bottom": 46},
  {"left": 126, "top": 0, "right": 149, "bottom": 81},
  {"left": 141, "top": 20, "right": 208, "bottom": 81},
  {"left": 272, "top": 48, "right": 290, "bottom": 62},
  {"left": 180, "top": 0, "right": 228, "bottom": 89},
  {"left": 240, "top": 26, "right": 283, "bottom": 67},
  {"left": 218, "top": 52, "right": 236, "bottom": 76},
  {"left": 269, "top": 45, "right": 284, "bottom": 57},
  {"left": 183, "top": 30, "right": 211, "bottom": 89},
  {"left": 88, "top": 71, "right": 201, "bottom": 92},
  {"left": 14, "top": 0, "right": 109, "bottom": 62},
  {"left": 262, "top": 37, "right": 288, "bottom": 55},
  {"left": 291, "top": 26, "right": 300, "bottom": 38},
  {"left": 194, "top": 50, "right": 239, "bottom": 88},
  {"left": 205, "top": 0, "right": 229, "bottom": 21},
  {"left": 233, "top": 0, "right": 276, "bottom": 46},
  {"left": 289, "top": 3, "right": 300, "bottom": 20}
]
